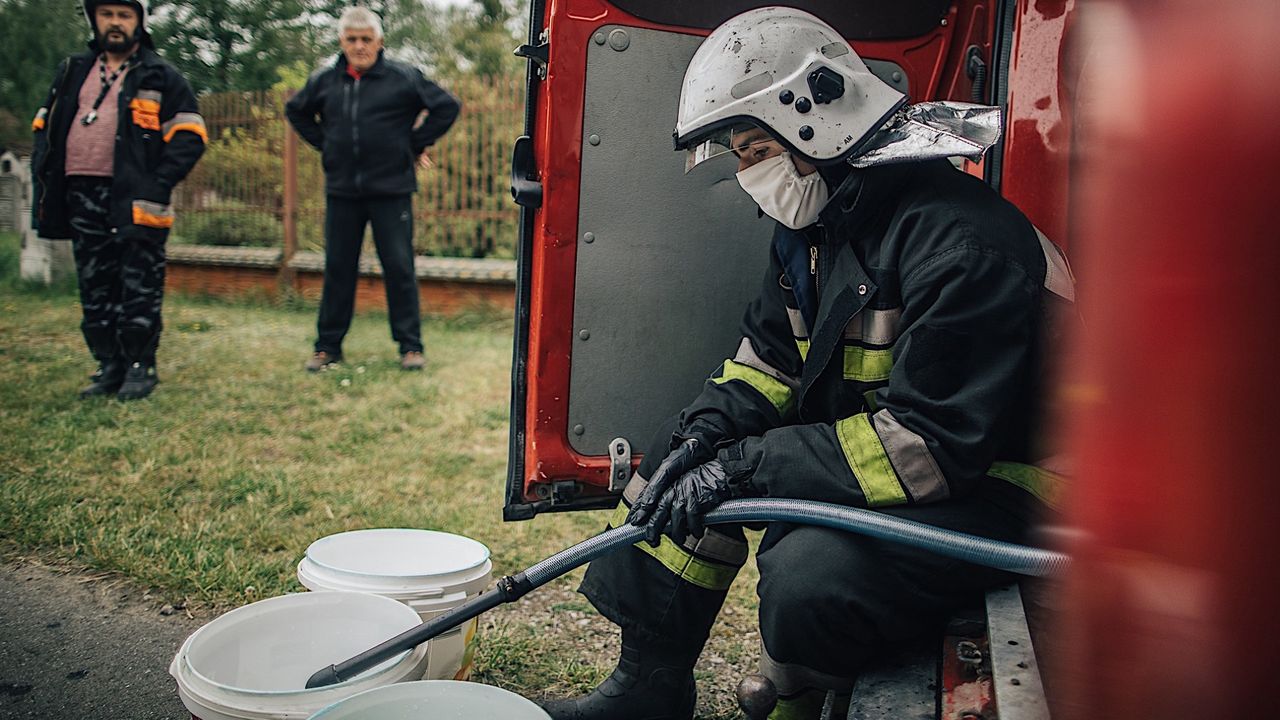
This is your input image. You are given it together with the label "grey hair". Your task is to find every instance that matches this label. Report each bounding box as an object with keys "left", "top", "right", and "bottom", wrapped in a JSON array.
[{"left": 338, "top": 6, "right": 383, "bottom": 39}]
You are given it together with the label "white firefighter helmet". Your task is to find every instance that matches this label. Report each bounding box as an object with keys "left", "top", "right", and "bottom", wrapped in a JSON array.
[
  {"left": 83, "top": 0, "right": 151, "bottom": 44},
  {"left": 675, "top": 7, "right": 907, "bottom": 172}
]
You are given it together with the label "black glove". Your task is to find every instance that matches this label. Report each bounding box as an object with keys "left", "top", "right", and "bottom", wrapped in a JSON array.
[
  {"left": 644, "top": 443, "right": 757, "bottom": 547},
  {"left": 625, "top": 437, "right": 713, "bottom": 527}
]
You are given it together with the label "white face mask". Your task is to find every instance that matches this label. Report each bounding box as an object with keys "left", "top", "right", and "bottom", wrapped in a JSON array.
[{"left": 735, "top": 152, "right": 830, "bottom": 230}]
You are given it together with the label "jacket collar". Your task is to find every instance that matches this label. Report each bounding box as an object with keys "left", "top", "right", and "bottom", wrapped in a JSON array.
[
  {"left": 336, "top": 50, "right": 387, "bottom": 78},
  {"left": 818, "top": 162, "right": 915, "bottom": 243}
]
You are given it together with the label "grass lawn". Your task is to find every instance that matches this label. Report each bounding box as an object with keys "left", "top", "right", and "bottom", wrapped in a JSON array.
[{"left": 0, "top": 233, "right": 761, "bottom": 718}]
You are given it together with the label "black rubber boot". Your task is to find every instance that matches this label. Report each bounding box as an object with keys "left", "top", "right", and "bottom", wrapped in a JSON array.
[
  {"left": 116, "top": 361, "right": 159, "bottom": 401},
  {"left": 540, "top": 640, "right": 697, "bottom": 720},
  {"left": 80, "top": 359, "right": 126, "bottom": 398},
  {"left": 116, "top": 328, "right": 159, "bottom": 401},
  {"left": 80, "top": 327, "right": 124, "bottom": 398}
]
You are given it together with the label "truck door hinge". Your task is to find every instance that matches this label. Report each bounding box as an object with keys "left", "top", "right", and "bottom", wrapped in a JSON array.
[
  {"left": 966, "top": 45, "right": 989, "bottom": 104},
  {"left": 514, "top": 31, "right": 550, "bottom": 79},
  {"left": 608, "top": 437, "right": 632, "bottom": 493}
]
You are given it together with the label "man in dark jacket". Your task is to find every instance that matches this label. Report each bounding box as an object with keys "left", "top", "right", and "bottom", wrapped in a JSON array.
[
  {"left": 31, "top": 0, "right": 206, "bottom": 401},
  {"left": 285, "top": 6, "right": 460, "bottom": 373},
  {"left": 541, "top": 8, "right": 1073, "bottom": 720}
]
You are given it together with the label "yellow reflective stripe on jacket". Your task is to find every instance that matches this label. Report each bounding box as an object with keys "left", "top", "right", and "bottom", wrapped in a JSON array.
[
  {"left": 796, "top": 339, "right": 810, "bottom": 361},
  {"left": 608, "top": 503, "right": 739, "bottom": 591},
  {"left": 834, "top": 414, "right": 909, "bottom": 506},
  {"left": 32, "top": 107, "right": 48, "bottom": 131},
  {"left": 987, "top": 461, "right": 1067, "bottom": 510},
  {"left": 842, "top": 346, "right": 893, "bottom": 382},
  {"left": 714, "top": 359, "right": 793, "bottom": 415}
]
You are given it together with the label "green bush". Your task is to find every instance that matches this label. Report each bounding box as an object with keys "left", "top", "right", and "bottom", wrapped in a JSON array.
[
  {"left": 0, "top": 231, "right": 19, "bottom": 283},
  {"left": 180, "top": 211, "right": 283, "bottom": 247}
]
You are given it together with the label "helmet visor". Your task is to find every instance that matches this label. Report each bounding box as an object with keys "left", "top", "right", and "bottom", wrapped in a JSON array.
[{"left": 680, "top": 123, "right": 788, "bottom": 174}]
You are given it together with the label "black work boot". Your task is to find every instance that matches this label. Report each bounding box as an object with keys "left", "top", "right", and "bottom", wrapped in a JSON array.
[
  {"left": 80, "top": 326, "right": 124, "bottom": 398},
  {"left": 116, "top": 361, "right": 159, "bottom": 401},
  {"left": 80, "top": 359, "right": 126, "bottom": 398},
  {"left": 116, "top": 328, "right": 160, "bottom": 401},
  {"left": 540, "top": 640, "right": 696, "bottom": 720}
]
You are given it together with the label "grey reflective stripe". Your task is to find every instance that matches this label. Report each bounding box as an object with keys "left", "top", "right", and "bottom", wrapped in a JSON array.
[
  {"left": 35, "top": 107, "right": 48, "bottom": 121},
  {"left": 622, "top": 472, "right": 648, "bottom": 505},
  {"left": 133, "top": 199, "right": 173, "bottom": 218},
  {"left": 871, "top": 409, "right": 949, "bottom": 503},
  {"left": 136, "top": 89, "right": 163, "bottom": 102},
  {"left": 843, "top": 307, "right": 903, "bottom": 345},
  {"left": 162, "top": 112, "right": 207, "bottom": 136},
  {"left": 619, "top": 474, "right": 749, "bottom": 566},
  {"left": 1035, "top": 227, "right": 1076, "bottom": 302},
  {"left": 734, "top": 337, "right": 800, "bottom": 390},
  {"left": 786, "top": 307, "right": 808, "bottom": 338},
  {"left": 759, "top": 641, "right": 856, "bottom": 696}
]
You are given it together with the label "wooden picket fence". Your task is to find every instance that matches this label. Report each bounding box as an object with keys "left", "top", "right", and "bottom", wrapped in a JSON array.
[{"left": 172, "top": 74, "right": 525, "bottom": 260}]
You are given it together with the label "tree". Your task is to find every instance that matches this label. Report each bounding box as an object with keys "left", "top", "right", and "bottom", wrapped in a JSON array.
[
  {"left": 0, "top": 0, "right": 86, "bottom": 151},
  {"left": 432, "top": 0, "right": 528, "bottom": 79},
  {"left": 148, "top": 0, "right": 346, "bottom": 93}
]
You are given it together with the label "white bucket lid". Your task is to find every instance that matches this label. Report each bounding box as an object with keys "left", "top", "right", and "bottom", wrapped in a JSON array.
[
  {"left": 301, "top": 529, "right": 492, "bottom": 595},
  {"left": 170, "top": 592, "right": 429, "bottom": 719},
  {"left": 308, "top": 680, "right": 551, "bottom": 719}
]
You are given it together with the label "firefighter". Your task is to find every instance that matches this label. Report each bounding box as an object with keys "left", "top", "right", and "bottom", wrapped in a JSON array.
[
  {"left": 31, "top": 0, "right": 206, "bottom": 400},
  {"left": 540, "top": 8, "right": 1071, "bottom": 720}
]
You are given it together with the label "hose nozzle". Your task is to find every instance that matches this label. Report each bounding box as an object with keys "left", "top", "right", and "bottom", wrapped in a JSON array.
[{"left": 305, "top": 665, "right": 342, "bottom": 689}]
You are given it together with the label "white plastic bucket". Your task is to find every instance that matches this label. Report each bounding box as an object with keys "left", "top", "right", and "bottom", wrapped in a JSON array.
[
  {"left": 170, "top": 592, "right": 429, "bottom": 720},
  {"left": 308, "top": 680, "right": 551, "bottom": 719},
  {"left": 297, "top": 528, "right": 493, "bottom": 681}
]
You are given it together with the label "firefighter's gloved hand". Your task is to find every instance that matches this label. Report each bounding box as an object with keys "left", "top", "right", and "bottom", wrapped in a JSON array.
[
  {"left": 644, "top": 444, "right": 756, "bottom": 547},
  {"left": 626, "top": 438, "right": 712, "bottom": 528}
]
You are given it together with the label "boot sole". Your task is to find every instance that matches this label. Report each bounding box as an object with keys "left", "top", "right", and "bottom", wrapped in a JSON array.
[{"left": 116, "top": 383, "right": 158, "bottom": 401}]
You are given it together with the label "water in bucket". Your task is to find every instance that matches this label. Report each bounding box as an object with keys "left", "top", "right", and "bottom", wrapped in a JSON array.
[
  {"left": 170, "top": 592, "right": 429, "bottom": 720},
  {"left": 308, "top": 680, "right": 551, "bottom": 719},
  {"left": 297, "top": 528, "right": 492, "bottom": 680}
]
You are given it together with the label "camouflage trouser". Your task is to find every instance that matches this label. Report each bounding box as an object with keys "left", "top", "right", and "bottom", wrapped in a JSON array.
[{"left": 66, "top": 176, "right": 167, "bottom": 363}]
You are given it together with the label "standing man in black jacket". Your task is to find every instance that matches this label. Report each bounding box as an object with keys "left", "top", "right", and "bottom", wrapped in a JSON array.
[
  {"left": 31, "top": 0, "right": 206, "bottom": 400},
  {"left": 285, "top": 6, "right": 460, "bottom": 373}
]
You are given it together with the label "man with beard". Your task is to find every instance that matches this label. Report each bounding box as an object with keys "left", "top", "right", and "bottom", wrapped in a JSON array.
[{"left": 31, "top": 0, "right": 205, "bottom": 400}]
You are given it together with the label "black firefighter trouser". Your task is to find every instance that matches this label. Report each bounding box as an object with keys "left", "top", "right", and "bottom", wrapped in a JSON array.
[
  {"left": 578, "top": 416, "right": 1039, "bottom": 695},
  {"left": 66, "top": 176, "right": 167, "bottom": 364},
  {"left": 315, "top": 194, "right": 423, "bottom": 356}
]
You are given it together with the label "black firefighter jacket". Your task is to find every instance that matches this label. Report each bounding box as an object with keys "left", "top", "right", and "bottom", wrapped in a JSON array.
[
  {"left": 31, "top": 44, "right": 206, "bottom": 242},
  {"left": 677, "top": 159, "right": 1074, "bottom": 511},
  {"left": 285, "top": 52, "right": 460, "bottom": 199}
]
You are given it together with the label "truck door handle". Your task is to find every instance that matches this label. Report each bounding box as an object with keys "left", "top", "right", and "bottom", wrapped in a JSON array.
[{"left": 510, "top": 135, "right": 542, "bottom": 209}]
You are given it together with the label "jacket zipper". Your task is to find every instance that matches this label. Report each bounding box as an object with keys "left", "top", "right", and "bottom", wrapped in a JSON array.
[
  {"left": 809, "top": 243, "right": 822, "bottom": 297},
  {"left": 352, "top": 77, "right": 362, "bottom": 193}
]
